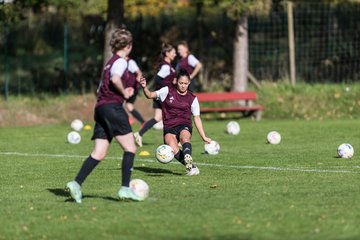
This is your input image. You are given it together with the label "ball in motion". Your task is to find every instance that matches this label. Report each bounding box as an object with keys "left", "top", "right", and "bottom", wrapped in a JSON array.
[
  {"left": 337, "top": 143, "right": 354, "bottom": 159},
  {"left": 70, "top": 119, "right": 84, "bottom": 131},
  {"left": 204, "top": 140, "right": 220, "bottom": 155},
  {"left": 226, "top": 121, "right": 240, "bottom": 135},
  {"left": 267, "top": 131, "right": 281, "bottom": 144},
  {"left": 67, "top": 131, "right": 81, "bottom": 144},
  {"left": 129, "top": 179, "right": 149, "bottom": 200},
  {"left": 155, "top": 144, "right": 174, "bottom": 163}
]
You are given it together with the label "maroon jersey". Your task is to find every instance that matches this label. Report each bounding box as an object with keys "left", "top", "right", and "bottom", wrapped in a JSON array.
[
  {"left": 156, "top": 61, "right": 176, "bottom": 90},
  {"left": 161, "top": 85, "right": 196, "bottom": 129},
  {"left": 96, "top": 55, "right": 129, "bottom": 107},
  {"left": 177, "top": 56, "right": 194, "bottom": 75}
]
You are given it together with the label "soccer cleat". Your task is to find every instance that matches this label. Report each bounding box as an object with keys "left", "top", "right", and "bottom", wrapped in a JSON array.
[
  {"left": 65, "top": 181, "right": 82, "bottom": 203},
  {"left": 184, "top": 154, "right": 193, "bottom": 171},
  {"left": 186, "top": 166, "right": 200, "bottom": 176},
  {"left": 118, "top": 187, "right": 144, "bottom": 201},
  {"left": 134, "top": 132, "right": 143, "bottom": 147}
]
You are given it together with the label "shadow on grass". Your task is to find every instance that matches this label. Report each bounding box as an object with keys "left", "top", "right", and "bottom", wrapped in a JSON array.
[
  {"left": 134, "top": 166, "right": 182, "bottom": 176},
  {"left": 47, "top": 188, "right": 119, "bottom": 202}
]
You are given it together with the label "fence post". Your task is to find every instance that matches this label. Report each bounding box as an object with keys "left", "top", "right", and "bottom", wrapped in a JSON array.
[{"left": 287, "top": 1, "right": 296, "bottom": 85}]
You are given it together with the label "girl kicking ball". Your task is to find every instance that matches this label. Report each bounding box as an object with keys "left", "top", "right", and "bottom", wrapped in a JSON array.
[{"left": 139, "top": 69, "right": 211, "bottom": 176}]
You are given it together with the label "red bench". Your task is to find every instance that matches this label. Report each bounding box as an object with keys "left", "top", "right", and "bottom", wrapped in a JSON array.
[{"left": 194, "top": 91, "right": 264, "bottom": 120}]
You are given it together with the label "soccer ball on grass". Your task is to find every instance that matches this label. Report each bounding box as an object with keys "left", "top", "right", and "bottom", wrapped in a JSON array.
[
  {"left": 204, "top": 140, "right": 220, "bottom": 155},
  {"left": 267, "top": 131, "right": 281, "bottom": 145},
  {"left": 337, "top": 143, "right": 354, "bottom": 159},
  {"left": 71, "top": 119, "right": 84, "bottom": 131},
  {"left": 129, "top": 179, "right": 149, "bottom": 200},
  {"left": 67, "top": 131, "right": 81, "bottom": 144},
  {"left": 155, "top": 144, "right": 174, "bottom": 163},
  {"left": 226, "top": 121, "right": 240, "bottom": 135}
]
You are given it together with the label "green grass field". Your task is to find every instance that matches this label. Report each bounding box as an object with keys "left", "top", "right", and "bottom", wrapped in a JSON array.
[{"left": 1, "top": 119, "right": 360, "bottom": 240}]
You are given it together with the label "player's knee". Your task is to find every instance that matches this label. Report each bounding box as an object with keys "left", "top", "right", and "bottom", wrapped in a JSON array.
[{"left": 91, "top": 152, "right": 106, "bottom": 161}]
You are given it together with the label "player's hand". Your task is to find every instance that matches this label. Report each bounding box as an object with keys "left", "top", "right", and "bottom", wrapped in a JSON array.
[
  {"left": 203, "top": 137, "right": 211, "bottom": 144},
  {"left": 139, "top": 76, "right": 147, "bottom": 88},
  {"left": 125, "top": 87, "right": 134, "bottom": 97},
  {"left": 136, "top": 74, "right": 143, "bottom": 83}
]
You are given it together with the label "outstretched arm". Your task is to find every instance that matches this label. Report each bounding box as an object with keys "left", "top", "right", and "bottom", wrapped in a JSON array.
[
  {"left": 193, "top": 115, "right": 211, "bottom": 144},
  {"left": 139, "top": 77, "right": 157, "bottom": 99}
]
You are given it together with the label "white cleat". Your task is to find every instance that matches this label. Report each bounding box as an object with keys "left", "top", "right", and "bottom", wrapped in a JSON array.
[
  {"left": 65, "top": 181, "right": 82, "bottom": 203},
  {"left": 134, "top": 132, "right": 143, "bottom": 147},
  {"left": 186, "top": 166, "right": 200, "bottom": 176}
]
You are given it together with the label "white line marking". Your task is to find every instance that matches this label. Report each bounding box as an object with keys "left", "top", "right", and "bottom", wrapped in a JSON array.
[{"left": 0, "top": 151, "right": 359, "bottom": 174}]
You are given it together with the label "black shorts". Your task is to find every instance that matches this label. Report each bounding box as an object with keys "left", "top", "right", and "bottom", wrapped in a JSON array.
[
  {"left": 163, "top": 124, "right": 192, "bottom": 142},
  {"left": 152, "top": 99, "right": 162, "bottom": 109},
  {"left": 91, "top": 103, "right": 132, "bottom": 142}
]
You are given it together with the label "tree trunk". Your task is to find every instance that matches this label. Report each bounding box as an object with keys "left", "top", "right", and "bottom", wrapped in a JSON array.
[
  {"left": 232, "top": 16, "right": 248, "bottom": 92},
  {"left": 103, "top": 0, "right": 124, "bottom": 67}
]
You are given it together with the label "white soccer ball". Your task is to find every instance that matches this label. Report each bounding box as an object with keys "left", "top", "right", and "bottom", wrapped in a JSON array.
[
  {"left": 129, "top": 179, "right": 149, "bottom": 200},
  {"left": 267, "top": 131, "right": 281, "bottom": 144},
  {"left": 155, "top": 144, "right": 174, "bottom": 163},
  {"left": 67, "top": 131, "right": 81, "bottom": 144},
  {"left": 152, "top": 120, "right": 164, "bottom": 130},
  {"left": 204, "top": 140, "right": 220, "bottom": 155},
  {"left": 71, "top": 119, "right": 84, "bottom": 132},
  {"left": 337, "top": 143, "right": 354, "bottom": 159},
  {"left": 226, "top": 121, "right": 240, "bottom": 135}
]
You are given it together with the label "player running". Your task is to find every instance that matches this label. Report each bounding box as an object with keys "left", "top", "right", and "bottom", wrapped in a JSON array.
[
  {"left": 66, "top": 28, "right": 144, "bottom": 203},
  {"left": 134, "top": 43, "right": 177, "bottom": 147},
  {"left": 139, "top": 69, "right": 211, "bottom": 176}
]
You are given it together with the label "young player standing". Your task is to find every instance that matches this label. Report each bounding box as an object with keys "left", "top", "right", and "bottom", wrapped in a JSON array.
[
  {"left": 176, "top": 41, "right": 202, "bottom": 91},
  {"left": 139, "top": 69, "right": 211, "bottom": 176},
  {"left": 134, "top": 43, "right": 177, "bottom": 147},
  {"left": 66, "top": 29, "right": 145, "bottom": 203}
]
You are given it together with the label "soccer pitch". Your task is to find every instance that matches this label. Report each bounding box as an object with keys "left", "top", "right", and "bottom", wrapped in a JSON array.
[{"left": 1, "top": 119, "right": 360, "bottom": 239}]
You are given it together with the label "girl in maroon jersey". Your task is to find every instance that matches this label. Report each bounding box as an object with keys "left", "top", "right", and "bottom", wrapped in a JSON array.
[
  {"left": 176, "top": 41, "right": 202, "bottom": 91},
  {"left": 66, "top": 29, "right": 144, "bottom": 202},
  {"left": 134, "top": 43, "right": 177, "bottom": 147},
  {"left": 139, "top": 69, "right": 211, "bottom": 176}
]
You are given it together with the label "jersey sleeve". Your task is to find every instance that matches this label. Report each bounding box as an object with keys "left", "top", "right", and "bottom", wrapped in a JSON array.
[
  {"left": 111, "top": 58, "right": 127, "bottom": 77},
  {"left": 157, "top": 65, "right": 171, "bottom": 78},
  {"left": 128, "top": 59, "right": 139, "bottom": 73},
  {"left": 155, "top": 86, "right": 169, "bottom": 102},
  {"left": 188, "top": 54, "right": 200, "bottom": 68},
  {"left": 191, "top": 97, "right": 200, "bottom": 116}
]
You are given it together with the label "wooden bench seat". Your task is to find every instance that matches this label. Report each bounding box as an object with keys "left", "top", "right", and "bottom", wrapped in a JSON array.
[{"left": 194, "top": 91, "right": 264, "bottom": 120}]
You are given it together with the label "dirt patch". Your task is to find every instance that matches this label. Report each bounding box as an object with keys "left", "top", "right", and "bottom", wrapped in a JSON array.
[{"left": 0, "top": 94, "right": 154, "bottom": 127}]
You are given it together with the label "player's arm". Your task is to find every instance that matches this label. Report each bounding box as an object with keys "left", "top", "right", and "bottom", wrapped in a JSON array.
[
  {"left": 191, "top": 98, "right": 211, "bottom": 143},
  {"left": 193, "top": 116, "right": 211, "bottom": 143},
  {"left": 112, "top": 74, "right": 131, "bottom": 99},
  {"left": 139, "top": 77, "right": 158, "bottom": 99},
  {"left": 188, "top": 55, "right": 202, "bottom": 80},
  {"left": 190, "top": 62, "right": 202, "bottom": 80},
  {"left": 111, "top": 58, "right": 132, "bottom": 99}
]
